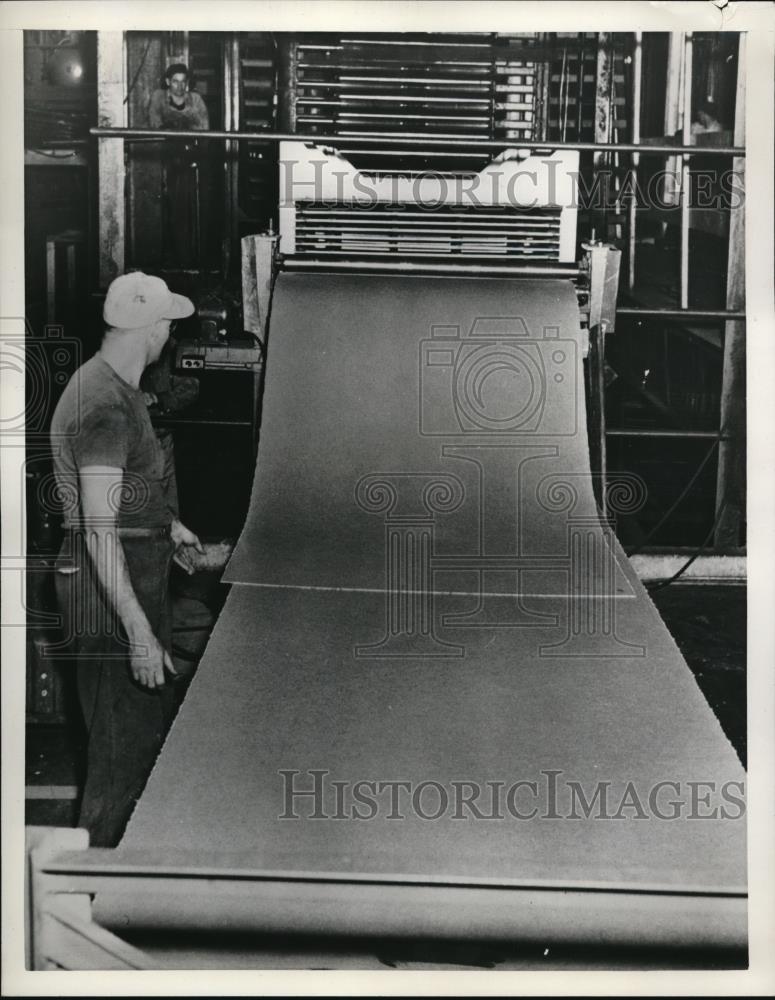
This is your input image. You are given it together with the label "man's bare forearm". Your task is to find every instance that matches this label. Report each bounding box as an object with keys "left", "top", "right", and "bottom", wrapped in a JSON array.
[{"left": 78, "top": 466, "right": 171, "bottom": 687}]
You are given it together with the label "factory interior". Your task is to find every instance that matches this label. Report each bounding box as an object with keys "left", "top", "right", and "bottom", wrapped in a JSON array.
[{"left": 21, "top": 29, "right": 747, "bottom": 970}]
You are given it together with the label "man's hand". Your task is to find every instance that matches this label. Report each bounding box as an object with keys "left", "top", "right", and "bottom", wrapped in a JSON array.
[
  {"left": 171, "top": 518, "right": 204, "bottom": 575},
  {"left": 128, "top": 623, "right": 177, "bottom": 689},
  {"left": 142, "top": 391, "right": 158, "bottom": 407}
]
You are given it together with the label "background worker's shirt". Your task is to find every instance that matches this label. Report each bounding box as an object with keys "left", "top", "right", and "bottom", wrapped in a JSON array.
[
  {"left": 50, "top": 355, "right": 173, "bottom": 529},
  {"left": 148, "top": 90, "right": 209, "bottom": 131}
]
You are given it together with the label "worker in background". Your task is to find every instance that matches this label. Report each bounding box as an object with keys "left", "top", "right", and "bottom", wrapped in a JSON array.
[
  {"left": 148, "top": 63, "right": 210, "bottom": 268},
  {"left": 51, "top": 271, "right": 204, "bottom": 847},
  {"left": 148, "top": 62, "right": 209, "bottom": 132}
]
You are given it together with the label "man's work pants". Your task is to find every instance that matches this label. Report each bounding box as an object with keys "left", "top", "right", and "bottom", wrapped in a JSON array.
[{"left": 55, "top": 530, "right": 175, "bottom": 847}]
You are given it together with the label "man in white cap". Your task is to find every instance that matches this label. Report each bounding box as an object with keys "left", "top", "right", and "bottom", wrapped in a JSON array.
[{"left": 51, "top": 271, "right": 204, "bottom": 846}]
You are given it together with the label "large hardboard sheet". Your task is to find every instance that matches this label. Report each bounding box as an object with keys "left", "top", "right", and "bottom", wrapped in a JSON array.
[
  {"left": 123, "top": 576, "right": 745, "bottom": 893},
  {"left": 225, "top": 273, "right": 628, "bottom": 596},
  {"left": 126, "top": 272, "right": 745, "bottom": 891}
]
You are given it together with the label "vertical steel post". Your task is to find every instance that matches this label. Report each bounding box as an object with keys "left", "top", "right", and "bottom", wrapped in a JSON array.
[
  {"left": 664, "top": 33, "right": 682, "bottom": 136},
  {"left": 594, "top": 34, "right": 612, "bottom": 240},
  {"left": 661, "top": 33, "right": 683, "bottom": 210},
  {"left": 97, "top": 32, "right": 127, "bottom": 287},
  {"left": 166, "top": 30, "right": 188, "bottom": 66},
  {"left": 680, "top": 32, "right": 693, "bottom": 309},
  {"left": 538, "top": 34, "right": 549, "bottom": 142},
  {"left": 714, "top": 34, "right": 747, "bottom": 549},
  {"left": 222, "top": 33, "right": 241, "bottom": 275},
  {"left": 125, "top": 33, "right": 164, "bottom": 268},
  {"left": 628, "top": 32, "right": 642, "bottom": 291},
  {"left": 590, "top": 36, "right": 613, "bottom": 503},
  {"left": 278, "top": 37, "right": 298, "bottom": 134}
]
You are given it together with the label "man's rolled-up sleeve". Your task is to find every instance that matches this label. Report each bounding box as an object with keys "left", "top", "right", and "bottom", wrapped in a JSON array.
[
  {"left": 73, "top": 406, "right": 130, "bottom": 470},
  {"left": 190, "top": 93, "right": 209, "bottom": 130}
]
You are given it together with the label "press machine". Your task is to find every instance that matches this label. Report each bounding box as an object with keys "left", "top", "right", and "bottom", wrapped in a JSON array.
[{"left": 242, "top": 141, "right": 621, "bottom": 501}]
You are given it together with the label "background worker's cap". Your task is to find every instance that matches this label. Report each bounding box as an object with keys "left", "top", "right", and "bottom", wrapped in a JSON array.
[{"left": 103, "top": 271, "right": 194, "bottom": 330}]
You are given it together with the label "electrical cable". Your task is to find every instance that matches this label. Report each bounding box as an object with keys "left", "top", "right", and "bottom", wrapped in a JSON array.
[
  {"left": 624, "top": 428, "right": 724, "bottom": 558},
  {"left": 646, "top": 497, "right": 728, "bottom": 592},
  {"left": 124, "top": 38, "right": 152, "bottom": 105}
]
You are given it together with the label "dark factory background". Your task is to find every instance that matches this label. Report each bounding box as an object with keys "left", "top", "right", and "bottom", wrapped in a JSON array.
[{"left": 23, "top": 31, "right": 746, "bottom": 811}]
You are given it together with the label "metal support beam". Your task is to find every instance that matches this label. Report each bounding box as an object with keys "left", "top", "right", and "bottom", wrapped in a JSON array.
[
  {"left": 97, "top": 32, "right": 127, "bottom": 287},
  {"left": 662, "top": 34, "right": 683, "bottom": 212},
  {"left": 222, "top": 32, "right": 241, "bottom": 277},
  {"left": 617, "top": 308, "right": 746, "bottom": 321},
  {"left": 590, "top": 32, "right": 614, "bottom": 507},
  {"left": 607, "top": 429, "right": 727, "bottom": 440},
  {"left": 278, "top": 38, "right": 298, "bottom": 133},
  {"left": 592, "top": 33, "right": 612, "bottom": 243},
  {"left": 680, "top": 33, "right": 693, "bottom": 310},
  {"left": 165, "top": 30, "right": 189, "bottom": 67},
  {"left": 715, "top": 35, "right": 747, "bottom": 549},
  {"left": 628, "top": 32, "right": 642, "bottom": 291},
  {"left": 126, "top": 33, "right": 164, "bottom": 267}
]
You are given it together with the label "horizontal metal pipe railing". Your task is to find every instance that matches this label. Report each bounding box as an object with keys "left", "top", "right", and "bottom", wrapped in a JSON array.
[
  {"left": 90, "top": 127, "right": 746, "bottom": 157},
  {"left": 606, "top": 429, "right": 727, "bottom": 439},
  {"left": 617, "top": 308, "right": 746, "bottom": 321}
]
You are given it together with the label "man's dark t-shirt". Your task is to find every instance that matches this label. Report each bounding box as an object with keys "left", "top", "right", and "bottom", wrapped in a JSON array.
[{"left": 50, "top": 355, "right": 173, "bottom": 529}]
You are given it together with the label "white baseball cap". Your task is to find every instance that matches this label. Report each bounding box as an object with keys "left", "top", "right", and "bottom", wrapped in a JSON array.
[{"left": 103, "top": 271, "right": 194, "bottom": 330}]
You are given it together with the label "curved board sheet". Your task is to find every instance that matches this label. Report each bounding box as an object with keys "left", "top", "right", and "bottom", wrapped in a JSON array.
[
  {"left": 122, "top": 273, "right": 746, "bottom": 952},
  {"left": 224, "top": 273, "right": 630, "bottom": 597}
]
